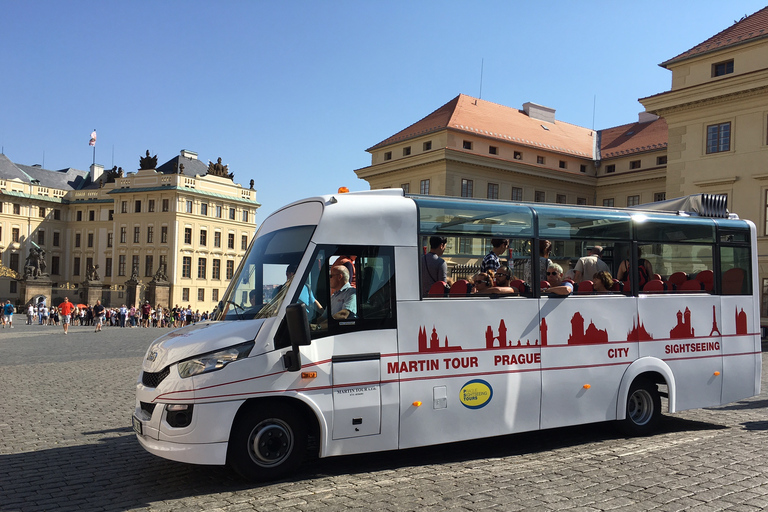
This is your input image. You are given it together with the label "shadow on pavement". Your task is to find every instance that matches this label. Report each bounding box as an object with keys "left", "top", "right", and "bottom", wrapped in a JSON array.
[{"left": 0, "top": 414, "right": 727, "bottom": 511}]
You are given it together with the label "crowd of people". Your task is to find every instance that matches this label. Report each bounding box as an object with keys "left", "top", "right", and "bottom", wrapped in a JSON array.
[{"left": 7, "top": 297, "right": 212, "bottom": 333}]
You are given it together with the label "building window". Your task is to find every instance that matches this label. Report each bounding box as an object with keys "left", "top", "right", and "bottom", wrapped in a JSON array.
[
  {"left": 75, "top": 233, "right": 81, "bottom": 248},
  {"left": 145, "top": 255, "right": 154, "bottom": 277},
  {"left": 53, "top": 208, "right": 60, "bottom": 220},
  {"left": 536, "top": 156, "right": 545, "bottom": 165},
  {"left": 39, "top": 207, "right": 46, "bottom": 218},
  {"left": 606, "top": 164, "right": 616, "bottom": 173},
  {"left": 627, "top": 195, "right": 640, "bottom": 207},
  {"left": 420, "top": 179, "right": 430, "bottom": 195},
  {"left": 10, "top": 253, "right": 19, "bottom": 272},
  {"left": 186, "top": 200, "right": 193, "bottom": 213},
  {"left": 487, "top": 183, "right": 499, "bottom": 200},
  {"left": 556, "top": 194, "right": 567, "bottom": 204},
  {"left": 463, "top": 140, "right": 472, "bottom": 150},
  {"left": 214, "top": 231, "right": 221, "bottom": 248},
  {"left": 580, "top": 164, "right": 587, "bottom": 173},
  {"left": 133, "top": 226, "right": 140, "bottom": 243},
  {"left": 401, "top": 183, "right": 410, "bottom": 193},
  {"left": 13, "top": 204, "right": 20, "bottom": 215},
  {"left": 12, "top": 228, "right": 20, "bottom": 243},
  {"left": 229, "top": 208, "right": 236, "bottom": 220},
  {"left": 182, "top": 257, "right": 191, "bottom": 278},
  {"left": 200, "top": 229, "right": 207, "bottom": 246},
  {"left": 198, "top": 289, "right": 205, "bottom": 301},
  {"left": 132, "top": 255, "right": 139, "bottom": 277},
  {"left": 106, "top": 232, "right": 112, "bottom": 247},
  {"left": 603, "top": 198, "right": 615, "bottom": 207},
  {"left": 226, "top": 260, "right": 234, "bottom": 279},
  {"left": 384, "top": 151, "right": 392, "bottom": 161},
  {"left": 118, "top": 255, "right": 126, "bottom": 276},
  {"left": 54, "top": 232, "right": 61, "bottom": 247},
  {"left": 105, "top": 258, "right": 112, "bottom": 277},
  {"left": 89, "top": 210, "right": 95, "bottom": 221},
  {"left": 459, "top": 237, "right": 473, "bottom": 254},
  {"left": 241, "top": 235, "right": 248, "bottom": 250},
  {"left": 461, "top": 179, "right": 473, "bottom": 198},
  {"left": 535, "top": 190, "right": 546, "bottom": 202},
  {"left": 712, "top": 60, "right": 734, "bottom": 77},
  {"left": 198, "top": 258, "right": 207, "bottom": 279},
  {"left": 161, "top": 226, "right": 168, "bottom": 244},
  {"left": 148, "top": 200, "right": 155, "bottom": 212},
  {"left": 630, "top": 160, "right": 641, "bottom": 169},
  {"left": 654, "top": 192, "right": 666, "bottom": 202},
  {"left": 707, "top": 122, "right": 731, "bottom": 154},
  {"left": 51, "top": 256, "right": 60, "bottom": 276},
  {"left": 147, "top": 226, "right": 154, "bottom": 244},
  {"left": 403, "top": 146, "right": 411, "bottom": 156},
  {"left": 656, "top": 156, "right": 667, "bottom": 165},
  {"left": 514, "top": 151, "right": 522, "bottom": 160},
  {"left": 134, "top": 200, "right": 141, "bottom": 213},
  {"left": 228, "top": 233, "right": 235, "bottom": 249},
  {"left": 200, "top": 203, "right": 207, "bottom": 216},
  {"left": 162, "top": 199, "right": 169, "bottom": 212},
  {"left": 121, "top": 201, "right": 127, "bottom": 213},
  {"left": 423, "top": 141, "right": 432, "bottom": 151},
  {"left": 242, "top": 210, "right": 248, "bottom": 222},
  {"left": 38, "top": 230, "right": 45, "bottom": 246},
  {"left": 108, "top": 209, "right": 114, "bottom": 220},
  {"left": 559, "top": 160, "right": 567, "bottom": 169},
  {"left": 87, "top": 233, "right": 93, "bottom": 248},
  {"left": 511, "top": 187, "right": 523, "bottom": 201},
  {"left": 212, "top": 289, "right": 219, "bottom": 302},
  {"left": 73, "top": 257, "right": 81, "bottom": 276},
  {"left": 182, "top": 288, "right": 190, "bottom": 301},
  {"left": 576, "top": 197, "right": 587, "bottom": 205},
  {"left": 212, "top": 259, "right": 221, "bottom": 279},
  {"left": 120, "top": 227, "right": 127, "bottom": 244},
  {"left": 489, "top": 146, "right": 498, "bottom": 155},
  {"left": 184, "top": 228, "right": 192, "bottom": 244},
  {"left": 216, "top": 205, "right": 222, "bottom": 218},
  {"left": 77, "top": 211, "right": 83, "bottom": 221}
]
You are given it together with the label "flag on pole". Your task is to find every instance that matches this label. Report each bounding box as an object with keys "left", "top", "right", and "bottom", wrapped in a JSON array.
[{"left": 89, "top": 130, "right": 97, "bottom": 147}]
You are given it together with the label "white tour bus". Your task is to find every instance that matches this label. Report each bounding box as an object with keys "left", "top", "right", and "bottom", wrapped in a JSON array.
[{"left": 133, "top": 190, "right": 761, "bottom": 480}]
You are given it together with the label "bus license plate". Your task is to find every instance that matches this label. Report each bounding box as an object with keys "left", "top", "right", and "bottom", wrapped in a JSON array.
[{"left": 132, "top": 415, "right": 143, "bottom": 435}]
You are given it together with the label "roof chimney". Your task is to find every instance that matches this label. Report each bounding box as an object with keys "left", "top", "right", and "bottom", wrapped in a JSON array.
[
  {"left": 180, "top": 149, "right": 198, "bottom": 160},
  {"left": 523, "top": 102, "right": 556, "bottom": 124},
  {"left": 90, "top": 163, "right": 104, "bottom": 182}
]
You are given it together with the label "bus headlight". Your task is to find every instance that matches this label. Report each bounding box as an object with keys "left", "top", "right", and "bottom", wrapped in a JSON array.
[{"left": 177, "top": 341, "right": 255, "bottom": 379}]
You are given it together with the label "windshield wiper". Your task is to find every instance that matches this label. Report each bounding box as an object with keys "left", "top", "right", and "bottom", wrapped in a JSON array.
[{"left": 226, "top": 300, "right": 245, "bottom": 320}]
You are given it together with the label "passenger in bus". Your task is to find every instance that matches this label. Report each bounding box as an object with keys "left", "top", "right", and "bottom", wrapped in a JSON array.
[
  {"left": 329, "top": 265, "right": 357, "bottom": 319},
  {"left": 545, "top": 263, "right": 574, "bottom": 296},
  {"left": 574, "top": 246, "right": 609, "bottom": 283},
  {"left": 481, "top": 238, "right": 509, "bottom": 273},
  {"left": 471, "top": 272, "right": 518, "bottom": 295},
  {"left": 331, "top": 256, "right": 356, "bottom": 291},
  {"left": 616, "top": 249, "right": 654, "bottom": 287},
  {"left": 494, "top": 266, "right": 513, "bottom": 287},
  {"left": 592, "top": 271, "right": 614, "bottom": 293},
  {"left": 524, "top": 239, "right": 553, "bottom": 283},
  {"left": 422, "top": 236, "right": 448, "bottom": 295}
]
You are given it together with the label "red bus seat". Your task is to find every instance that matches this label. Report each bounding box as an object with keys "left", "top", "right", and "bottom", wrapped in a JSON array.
[
  {"left": 695, "top": 270, "right": 714, "bottom": 291},
  {"left": 722, "top": 267, "right": 746, "bottom": 295},
  {"left": 428, "top": 281, "right": 448, "bottom": 297},
  {"left": 577, "top": 280, "right": 593, "bottom": 293},
  {"left": 668, "top": 272, "right": 688, "bottom": 289},
  {"left": 611, "top": 280, "right": 624, "bottom": 292},
  {"left": 510, "top": 279, "right": 529, "bottom": 294},
  {"left": 678, "top": 279, "right": 704, "bottom": 292},
  {"left": 448, "top": 279, "right": 470, "bottom": 296},
  {"left": 642, "top": 279, "right": 667, "bottom": 293}
]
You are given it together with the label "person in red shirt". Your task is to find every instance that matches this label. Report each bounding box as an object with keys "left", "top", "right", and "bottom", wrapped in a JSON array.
[
  {"left": 141, "top": 301, "right": 152, "bottom": 328},
  {"left": 59, "top": 297, "right": 74, "bottom": 335}
]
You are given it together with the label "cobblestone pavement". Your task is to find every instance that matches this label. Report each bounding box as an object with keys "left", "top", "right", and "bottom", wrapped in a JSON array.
[{"left": 1, "top": 323, "right": 768, "bottom": 511}]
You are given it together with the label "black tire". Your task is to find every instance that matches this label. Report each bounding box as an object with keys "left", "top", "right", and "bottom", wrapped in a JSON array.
[
  {"left": 618, "top": 378, "right": 661, "bottom": 436},
  {"left": 227, "top": 403, "right": 307, "bottom": 481}
]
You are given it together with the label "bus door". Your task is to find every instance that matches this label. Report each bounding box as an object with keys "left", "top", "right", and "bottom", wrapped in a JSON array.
[{"left": 302, "top": 246, "right": 398, "bottom": 442}]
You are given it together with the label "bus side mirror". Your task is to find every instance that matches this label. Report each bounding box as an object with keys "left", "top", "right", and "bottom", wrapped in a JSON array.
[{"left": 282, "top": 303, "right": 311, "bottom": 372}]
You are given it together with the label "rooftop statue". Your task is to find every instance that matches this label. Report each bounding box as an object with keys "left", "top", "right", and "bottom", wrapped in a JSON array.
[
  {"left": 207, "top": 157, "right": 234, "bottom": 180},
  {"left": 139, "top": 150, "right": 158, "bottom": 170}
]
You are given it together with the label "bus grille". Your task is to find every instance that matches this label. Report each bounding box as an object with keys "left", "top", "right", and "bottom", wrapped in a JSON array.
[
  {"left": 142, "top": 367, "right": 170, "bottom": 388},
  {"left": 140, "top": 402, "right": 157, "bottom": 415}
]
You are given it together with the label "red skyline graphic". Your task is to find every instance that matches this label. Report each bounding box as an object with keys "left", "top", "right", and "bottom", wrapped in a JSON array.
[
  {"left": 736, "top": 307, "right": 748, "bottom": 335},
  {"left": 568, "top": 312, "right": 608, "bottom": 345},
  {"left": 418, "top": 326, "right": 462, "bottom": 353},
  {"left": 709, "top": 305, "right": 721, "bottom": 336},
  {"left": 485, "top": 319, "right": 540, "bottom": 348},
  {"left": 670, "top": 308, "right": 695, "bottom": 339},
  {"left": 627, "top": 315, "right": 654, "bottom": 341}
]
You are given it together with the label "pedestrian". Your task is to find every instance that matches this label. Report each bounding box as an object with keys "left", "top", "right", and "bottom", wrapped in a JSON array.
[
  {"left": 3, "top": 300, "right": 15, "bottom": 328},
  {"left": 59, "top": 297, "right": 74, "bottom": 335},
  {"left": 93, "top": 300, "right": 105, "bottom": 332},
  {"left": 27, "top": 303, "right": 35, "bottom": 325}
]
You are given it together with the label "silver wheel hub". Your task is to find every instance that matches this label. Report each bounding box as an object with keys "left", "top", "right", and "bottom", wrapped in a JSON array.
[
  {"left": 628, "top": 389, "right": 653, "bottom": 425},
  {"left": 248, "top": 419, "right": 294, "bottom": 467}
]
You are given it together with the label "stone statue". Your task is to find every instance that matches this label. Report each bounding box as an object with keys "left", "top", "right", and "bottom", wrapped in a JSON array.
[
  {"left": 177, "top": 163, "right": 184, "bottom": 175},
  {"left": 139, "top": 150, "right": 158, "bottom": 170},
  {"left": 129, "top": 264, "right": 139, "bottom": 282},
  {"left": 152, "top": 263, "right": 168, "bottom": 283},
  {"left": 24, "top": 247, "right": 47, "bottom": 279},
  {"left": 86, "top": 263, "right": 100, "bottom": 281},
  {"left": 250, "top": 179, "right": 254, "bottom": 190},
  {"left": 207, "top": 157, "right": 234, "bottom": 180}
]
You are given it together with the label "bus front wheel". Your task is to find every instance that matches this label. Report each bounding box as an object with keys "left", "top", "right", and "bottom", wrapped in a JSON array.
[
  {"left": 228, "top": 403, "right": 307, "bottom": 480},
  {"left": 618, "top": 378, "right": 661, "bottom": 436}
]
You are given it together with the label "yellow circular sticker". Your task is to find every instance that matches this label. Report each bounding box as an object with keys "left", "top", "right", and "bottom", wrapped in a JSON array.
[{"left": 459, "top": 379, "right": 493, "bottom": 409}]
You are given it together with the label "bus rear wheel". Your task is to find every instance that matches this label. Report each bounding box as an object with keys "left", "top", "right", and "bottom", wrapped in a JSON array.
[
  {"left": 228, "top": 403, "right": 307, "bottom": 481},
  {"left": 618, "top": 378, "right": 661, "bottom": 436}
]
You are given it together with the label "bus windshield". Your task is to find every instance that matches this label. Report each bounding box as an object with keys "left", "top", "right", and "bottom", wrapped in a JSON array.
[{"left": 214, "top": 225, "right": 315, "bottom": 321}]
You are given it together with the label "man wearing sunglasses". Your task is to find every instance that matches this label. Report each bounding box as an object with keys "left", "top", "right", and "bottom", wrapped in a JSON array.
[{"left": 545, "top": 263, "right": 573, "bottom": 296}]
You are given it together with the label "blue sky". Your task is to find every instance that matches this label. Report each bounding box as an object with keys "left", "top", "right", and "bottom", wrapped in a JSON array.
[{"left": 1, "top": 1, "right": 766, "bottom": 221}]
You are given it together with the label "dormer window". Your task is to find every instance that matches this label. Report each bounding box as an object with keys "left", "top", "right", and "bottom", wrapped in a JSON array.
[{"left": 712, "top": 60, "right": 734, "bottom": 77}]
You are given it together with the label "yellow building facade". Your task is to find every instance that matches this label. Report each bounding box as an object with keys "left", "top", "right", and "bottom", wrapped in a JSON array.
[{"left": 0, "top": 149, "right": 259, "bottom": 311}]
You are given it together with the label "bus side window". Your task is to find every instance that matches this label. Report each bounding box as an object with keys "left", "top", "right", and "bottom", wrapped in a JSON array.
[{"left": 357, "top": 249, "right": 396, "bottom": 323}]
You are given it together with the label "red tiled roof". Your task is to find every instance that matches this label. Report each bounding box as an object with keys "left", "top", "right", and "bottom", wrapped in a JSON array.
[
  {"left": 662, "top": 6, "right": 768, "bottom": 67},
  {"left": 368, "top": 94, "right": 595, "bottom": 158},
  {"left": 599, "top": 118, "right": 668, "bottom": 159}
]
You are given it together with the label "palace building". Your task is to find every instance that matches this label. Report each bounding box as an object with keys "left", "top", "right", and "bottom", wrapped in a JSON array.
[
  {"left": 355, "top": 6, "right": 768, "bottom": 325},
  {"left": 0, "top": 149, "right": 259, "bottom": 311}
]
